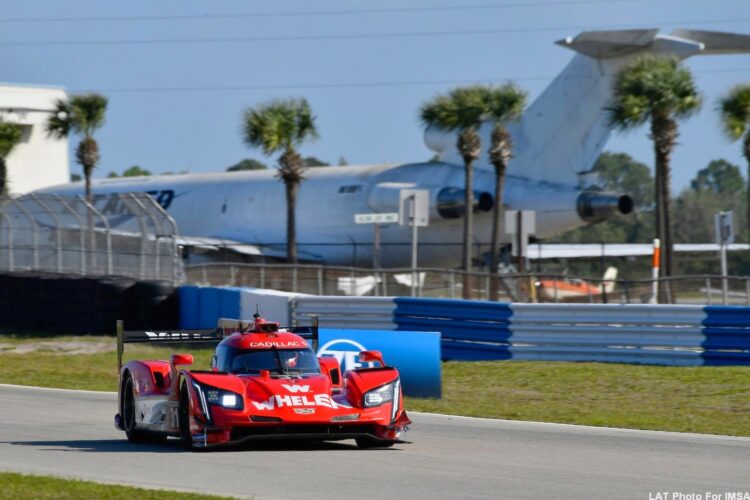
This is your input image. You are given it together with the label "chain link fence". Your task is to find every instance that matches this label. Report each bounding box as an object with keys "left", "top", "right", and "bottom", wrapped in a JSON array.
[
  {"left": 0, "top": 193, "right": 183, "bottom": 283},
  {"left": 185, "top": 262, "right": 750, "bottom": 305}
]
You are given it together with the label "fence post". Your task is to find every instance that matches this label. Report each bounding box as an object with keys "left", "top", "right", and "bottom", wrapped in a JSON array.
[
  {"left": 746, "top": 278, "right": 750, "bottom": 306},
  {"left": 29, "top": 194, "right": 63, "bottom": 272},
  {"left": 553, "top": 277, "right": 559, "bottom": 303},
  {"left": 317, "top": 266, "right": 323, "bottom": 296},
  {"left": 449, "top": 271, "right": 455, "bottom": 299},
  {"left": 52, "top": 195, "right": 86, "bottom": 274},
  {"left": 0, "top": 212, "right": 14, "bottom": 270},
  {"left": 128, "top": 194, "right": 162, "bottom": 280},
  {"left": 8, "top": 198, "right": 39, "bottom": 269},
  {"left": 705, "top": 277, "right": 712, "bottom": 305},
  {"left": 78, "top": 196, "right": 113, "bottom": 275},
  {"left": 292, "top": 265, "right": 298, "bottom": 293}
]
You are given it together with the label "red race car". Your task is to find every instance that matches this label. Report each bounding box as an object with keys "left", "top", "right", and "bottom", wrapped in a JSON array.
[{"left": 114, "top": 315, "right": 411, "bottom": 449}]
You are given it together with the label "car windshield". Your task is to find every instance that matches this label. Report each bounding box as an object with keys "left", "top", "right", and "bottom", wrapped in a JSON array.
[{"left": 219, "top": 347, "right": 320, "bottom": 375}]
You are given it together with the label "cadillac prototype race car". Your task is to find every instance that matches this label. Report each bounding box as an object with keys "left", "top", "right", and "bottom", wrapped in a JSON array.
[{"left": 114, "top": 315, "right": 410, "bottom": 449}]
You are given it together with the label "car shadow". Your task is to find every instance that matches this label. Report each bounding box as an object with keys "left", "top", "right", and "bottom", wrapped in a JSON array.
[
  {"left": 6, "top": 438, "right": 400, "bottom": 453},
  {"left": 6, "top": 439, "right": 184, "bottom": 453}
]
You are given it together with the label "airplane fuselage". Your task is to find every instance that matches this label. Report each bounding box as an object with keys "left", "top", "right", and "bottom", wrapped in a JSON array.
[{"left": 41, "top": 162, "right": 595, "bottom": 268}]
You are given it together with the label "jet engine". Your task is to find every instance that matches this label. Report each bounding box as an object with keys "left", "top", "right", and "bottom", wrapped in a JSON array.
[
  {"left": 436, "top": 187, "right": 494, "bottom": 219},
  {"left": 576, "top": 189, "right": 633, "bottom": 223}
]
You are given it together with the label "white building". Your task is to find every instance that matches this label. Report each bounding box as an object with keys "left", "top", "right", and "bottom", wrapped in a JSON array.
[{"left": 0, "top": 84, "right": 69, "bottom": 194}]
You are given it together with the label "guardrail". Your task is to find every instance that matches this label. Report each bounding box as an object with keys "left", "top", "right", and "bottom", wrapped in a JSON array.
[
  {"left": 292, "top": 296, "right": 750, "bottom": 366},
  {"left": 177, "top": 284, "right": 750, "bottom": 366}
]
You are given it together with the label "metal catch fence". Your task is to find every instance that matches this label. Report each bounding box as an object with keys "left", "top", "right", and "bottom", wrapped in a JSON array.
[
  {"left": 185, "top": 262, "right": 750, "bottom": 305},
  {"left": 0, "top": 193, "right": 183, "bottom": 283}
]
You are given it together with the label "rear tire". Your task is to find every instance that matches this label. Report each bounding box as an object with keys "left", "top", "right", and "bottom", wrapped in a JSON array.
[
  {"left": 355, "top": 437, "right": 395, "bottom": 449},
  {"left": 122, "top": 376, "right": 166, "bottom": 444}
]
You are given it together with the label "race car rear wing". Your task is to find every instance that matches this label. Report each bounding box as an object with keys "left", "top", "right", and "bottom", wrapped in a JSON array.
[
  {"left": 115, "top": 316, "right": 319, "bottom": 371},
  {"left": 116, "top": 320, "right": 224, "bottom": 371}
]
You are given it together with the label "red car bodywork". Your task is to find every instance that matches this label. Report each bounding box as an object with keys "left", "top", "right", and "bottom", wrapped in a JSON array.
[{"left": 115, "top": 317, "right": 411, "bottom": 449}]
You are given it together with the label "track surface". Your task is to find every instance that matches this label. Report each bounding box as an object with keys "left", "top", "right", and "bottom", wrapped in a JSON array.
[{"left": 1, "top": 384, "right": 749, "bottom": 499}]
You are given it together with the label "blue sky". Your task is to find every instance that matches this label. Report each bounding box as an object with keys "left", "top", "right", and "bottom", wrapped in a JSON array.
[{"left": 3, "top": 0, "right": 750, "bottom": 191}]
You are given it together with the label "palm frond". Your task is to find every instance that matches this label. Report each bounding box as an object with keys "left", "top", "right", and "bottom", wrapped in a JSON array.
[
  {"left": 69, "top": 94, "right": 108, "bottom": 137},
  {"left": 609, "top": 55, "right": 702, "bottom": 130},
  {"left": 45, "top": 99, "right": 71, "bottom": 139},
  {"left": 485, "top": 82, "right": 527, "bottom": 123},
  {"left": 718, "top": 84, "right": 750, "bottom": 141},
  {"left": 243, "top": 98, "right": 318, "bottom": 156},
  {"left": 0, "top": 121, "right": 23, "bottom": 158}
]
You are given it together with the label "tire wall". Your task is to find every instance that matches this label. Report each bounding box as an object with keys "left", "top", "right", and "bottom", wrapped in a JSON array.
[{"left": 0, "top": 272, "right": 179, "bottom": 334}]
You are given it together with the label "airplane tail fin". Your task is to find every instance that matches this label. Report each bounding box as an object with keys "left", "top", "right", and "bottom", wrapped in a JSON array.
[
  {"left": 424, "top": 28, "right": 750, "bottom": 187},
  {"left": 602, "top": 266, "right": 618, "bottom": 294}
]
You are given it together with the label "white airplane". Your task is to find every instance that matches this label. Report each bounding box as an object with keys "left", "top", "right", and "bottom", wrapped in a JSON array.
[{"left": 39, "top": 28, "right": 750, "bottom": 268}]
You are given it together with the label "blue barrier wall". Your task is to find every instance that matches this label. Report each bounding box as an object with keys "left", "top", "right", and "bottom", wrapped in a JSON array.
[
  {"left": 701, "top": 306, "right": 750, "bottom": 365},
  {"left": 182, "top": 286, "right": 750, "bottom": 367},
  {"left": 394, "top": 297, "right": 512, "bottom": 361},
  {"left": 398, "top": 299, "right": 750, "bottom": 366}
]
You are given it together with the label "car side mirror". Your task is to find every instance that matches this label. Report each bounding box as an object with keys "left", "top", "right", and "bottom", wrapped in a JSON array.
[
  {"left": 358, "top": 350, "right": 384, "bottom": 366},
  {"left": 171, "top": 353, "right": 193, "bottom": 366}
]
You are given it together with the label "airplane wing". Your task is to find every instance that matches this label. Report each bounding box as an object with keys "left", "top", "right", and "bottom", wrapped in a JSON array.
[
  {"left": 176, "top": 236, "right": 324, "bottom": 262},
  {"left": 528, "top": 243, "right": 750, "bottom": 259}
]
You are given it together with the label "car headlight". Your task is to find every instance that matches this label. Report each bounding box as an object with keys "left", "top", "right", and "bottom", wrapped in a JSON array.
[
  {"left": 194, "top": 383, "right": 244, "bottom": 410},
  {"left": 363, "top": 380, "right": 397, "bottom": 408}
]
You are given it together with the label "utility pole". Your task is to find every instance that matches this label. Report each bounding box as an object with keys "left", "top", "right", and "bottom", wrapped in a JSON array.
[
  {"left": 399, "top": 189, "right": 429, "bottom": 298},
  {"left": 715, "top": 211, "right": 734, "bottom": 305}
]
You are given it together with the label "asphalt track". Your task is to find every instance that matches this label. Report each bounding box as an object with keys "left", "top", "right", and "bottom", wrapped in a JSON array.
[{"left": 1, "top": 384, "right": 749, "bottom": 499}]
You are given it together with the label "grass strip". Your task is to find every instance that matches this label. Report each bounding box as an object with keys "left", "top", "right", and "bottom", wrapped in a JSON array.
[
  {"left": 405, "top": 361, "right": 750, "bottom": 436},
  {"left": 0, "top": 472, "right": 235, "bottom": 499}
]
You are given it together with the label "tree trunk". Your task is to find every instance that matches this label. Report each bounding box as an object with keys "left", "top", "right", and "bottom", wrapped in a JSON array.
[
  {"left": 285, "top": 180, "right": 299, "bottom": 264},
  {"left": 0, "top": 157, "right": 6, "bottom": 196},
  {"left": 489, "top": 126, "right": 512, "bottom": 301},
  {"left": 276, "top": 148, "right": 306, "bottom": 265},
  {"left": 651, "top": 115, "right": 677, "bottom": 303},
  {"left": 457, "top": 129, "right": 481, "bottom": 300}
]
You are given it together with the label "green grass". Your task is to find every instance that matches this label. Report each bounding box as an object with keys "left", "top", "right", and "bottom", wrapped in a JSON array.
[
  {"left": 405, "top": 361, "right": 750, "bottom": 436},
  {"left": 0, "top": 335, "right": 212, "bottom": 392},
  {"left": 0, "top": 472, "right": 235, "bottom": 499},
  {"left": 1, "top": 334, "right": 748, "bottom": 436}
]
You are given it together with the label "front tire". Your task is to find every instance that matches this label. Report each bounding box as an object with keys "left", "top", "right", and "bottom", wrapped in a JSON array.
[
  {"left": 179, "top": 381, "right": 194, "bottom": 450},
  {"left": 122, "top": 376, "right": 165, "bottom": 444}
]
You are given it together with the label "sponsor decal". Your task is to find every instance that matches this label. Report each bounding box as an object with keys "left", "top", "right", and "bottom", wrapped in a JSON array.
[
  {"left": 281, "top": 384, "right": 310, "bottom": 393},
  {"left": 144, "top": 331, "right": 216, "bottom": 340},
  {"left": 294, "top": 408, "right": 315, "bottom": 415},
  {"left": 318, "top": 339, "right": 375, "bottom": 372},
  {"left": 251, "top": 393, "right": 339, "bottom": 410},
  {"left": 248, "top": 341, "right": 307, "bottom": 348}
]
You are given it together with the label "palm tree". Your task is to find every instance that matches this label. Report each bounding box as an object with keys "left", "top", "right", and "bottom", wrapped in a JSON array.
[
  {"left": 46, "top": 93, "right": 108, "bottom": 203},
  {"left": 484, "top": 84, "right": 527, "bottom": 300},
  {"left": 420, "top": 86, "right": 488, "bottom": 299},
  {"left": 0, "top": 121, "right": 23, "bottom": 195},
  {"left": 718, "top": 84, "right": 750, "bottom": 239},
  {"left": 243, "top": 98, "right": 318, "bottom": 263},
  {"left": 609, "top": 56, "right": 701, "bottom": 301}
]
